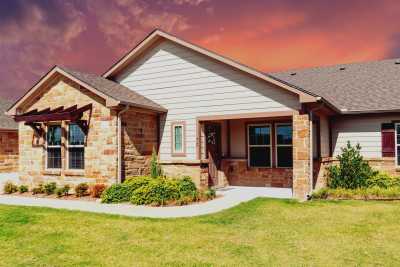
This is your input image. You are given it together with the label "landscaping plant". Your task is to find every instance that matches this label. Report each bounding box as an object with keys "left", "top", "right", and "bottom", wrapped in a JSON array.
[
  {"left": 18, "top": 185, "right": 29, "bottom": 194},
  {"left": 90, "top": 184, "right": 107, "bottom": 198},
  {"left": 3, "top": 182, "right": 17, "bottom": 194},
  {"left": 55, "top": 185, "right": 70, "bottom": 198},
  {"left": 327, "top": 142, "right": 377, "bottom": 189},
  {"left": 44, "top": 182, "right": 57, "bottom": 195},
  {"left": 32, "top": 184, "right": 44, "bottom": 195},
  {"left": 75, "top": 183, "right": 89, "bottom": 197},
  {"left": 150, "top": 148, "right": 163, "bottom": 178}
]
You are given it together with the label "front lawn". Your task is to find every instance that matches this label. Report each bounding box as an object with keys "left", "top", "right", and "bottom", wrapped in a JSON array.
[{"left": 1, "top": 199, "right": 400, "bottom": 266}]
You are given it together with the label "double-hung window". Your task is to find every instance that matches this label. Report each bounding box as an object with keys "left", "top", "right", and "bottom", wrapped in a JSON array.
[
  {"left": 276, "top": 123, "right": 293, "bottom": 167},
  {"left": 172, "top": 122, "right": 185, "bottom": 156},
  {"left": 47, "top": 125, "right": 62, "bottom": 169},
  {"left": 68, "top": 123, "right": 85, "bottom": 169},
  {"left": 248, "top": 124, "right": 271, "bottom": 167}
]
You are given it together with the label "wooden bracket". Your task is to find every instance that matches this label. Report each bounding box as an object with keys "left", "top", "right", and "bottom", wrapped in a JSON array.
[{"left": 25, "top": 122, "right": 44, "bottom": 136}]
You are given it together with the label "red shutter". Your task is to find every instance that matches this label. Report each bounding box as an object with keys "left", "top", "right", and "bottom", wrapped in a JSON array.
[{"left": 382, "top": 123, "right": 395, "bottom": 157}]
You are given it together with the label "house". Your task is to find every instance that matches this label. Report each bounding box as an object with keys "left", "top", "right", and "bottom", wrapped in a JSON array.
[
  {"left": 6, "top": 29, "right": 400, "bottom": 199},
  {"left": 0, "top": 98, "right": 18, "bottom": 173}
]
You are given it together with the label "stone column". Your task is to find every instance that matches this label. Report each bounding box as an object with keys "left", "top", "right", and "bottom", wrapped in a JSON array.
[{"left": 292, "top": 113, "right": 311, "bottom": 200}]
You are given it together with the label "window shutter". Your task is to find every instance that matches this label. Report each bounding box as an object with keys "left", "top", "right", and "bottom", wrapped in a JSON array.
[{"left": 381, "top": 123, "right": 395, "bottom": 157}]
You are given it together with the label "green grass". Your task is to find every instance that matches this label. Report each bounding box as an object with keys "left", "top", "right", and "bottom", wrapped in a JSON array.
[{"left": 1, "top": 199, "right": 400, "bottom": 266}]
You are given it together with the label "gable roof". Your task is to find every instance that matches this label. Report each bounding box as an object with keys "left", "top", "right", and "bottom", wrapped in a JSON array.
[
  {"left": 102, "top": 29, "right": 319, "bottom": 103},
  {"left": 0, "top": 98, "right": 17, "bottom": 130},
  {"left": 271, "top": 58, "right": 400, "bottom": 114},
  {"left": 7, "top": 66, "right": 167, "bottom": 115}
]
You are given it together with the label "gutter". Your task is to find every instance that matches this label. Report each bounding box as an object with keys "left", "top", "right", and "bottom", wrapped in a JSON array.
[{"left": 117, "top": 105, "right": 129, "bottom": 183}]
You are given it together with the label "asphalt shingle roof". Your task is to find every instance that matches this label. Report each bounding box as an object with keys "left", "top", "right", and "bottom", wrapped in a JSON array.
[
  {"left": 0, "top": 98, "right": 17, "bottom": 129},
  {"left": 270, "top": 58, "right": 400, "bottom": 113},
  {"left": 60, "top": 67, "right": 166, "bottom": 112}
]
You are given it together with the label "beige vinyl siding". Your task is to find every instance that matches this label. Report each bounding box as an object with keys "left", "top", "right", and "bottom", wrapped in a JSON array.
[
  {"left": 116, "top": 40, "right": 300, "bottom": 161},
  {"left": 331, "top": 115, "right": 400, "bottom": 158}
]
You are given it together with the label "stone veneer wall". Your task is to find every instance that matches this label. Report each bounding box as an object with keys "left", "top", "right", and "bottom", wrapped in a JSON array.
[
  {"left": 121, "top": 109, "right": 158, "bottom": 178},
  {"left": 220, "top": 159, "right": 292, "bottom": 187},
  {"left": 0, "top": 131, "right": 18, "bottom": 172},
  {"left": 313, "top": 157, "right": 400, "bottom": 190},
  {"left": 161, "top": 163, "right": 209, "bottom": 189},
  {"left": 18, "top": 78, "right": 118, "bottom": 188},
  {"left": 292, "top": 113, "right": 311, "bottom": 199}
]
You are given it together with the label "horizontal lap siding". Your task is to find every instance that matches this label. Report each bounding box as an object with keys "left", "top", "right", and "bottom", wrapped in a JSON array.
[
  {"left": 117, "top": 41, "right": 300, "bottom": 161},
  {"left": 332, "top": 115, "right": 400, "bottom": 158}
]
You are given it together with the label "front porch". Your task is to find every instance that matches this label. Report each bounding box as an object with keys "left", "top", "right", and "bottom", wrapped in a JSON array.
[{"left": 196, "top": 111, "right": 315, "bottom": 199}]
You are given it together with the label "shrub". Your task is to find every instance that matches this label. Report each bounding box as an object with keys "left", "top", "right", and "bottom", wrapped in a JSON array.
[
  {"left": 44, "top": 182, "right": 57, "bottom": 195},
  {"left": 177, "top": 176, "right": 197, "bottom": 200},
  {"left": 311, "top": 187, "right": 400, "bottom": 200},
  {"left": 124, "top": 176, "right": 152, "bottom": 190},
  {"left": 32, "top": 184, "right": 44, "bottom": 195},
  {"left": 198, "top": 188, "right": 217, "bottom": 201},
  {"left": 366, "top": 173, "right": 400, "bottom": 188},
  {"left": 150, "top": 148, "right": 162, "bottom": 178},
  {"left": 3, "top": 182, "right": 17, "bottom": 194},
  {"left": 130, "top": 178, "right": 180, "bottom": 206},
  {"left": 75, "top": 183, "right": 89, "bottom": 197},
  {"left": 91, "top": 184, "right": 107, "bottom": 198},
  {"left": 327, "top": 142, "right": 378, "bottom": 189},
  {"left": 18, "top": 185, "right": 29, "bottom": 194},
  {"left": 55, "top": 185, "right": 70, "bottom": 198},
  {"left": 101, "top": 184, "right": 134, "bottom": 203}
]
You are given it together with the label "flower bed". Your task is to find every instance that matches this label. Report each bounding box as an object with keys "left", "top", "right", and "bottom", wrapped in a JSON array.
[
  {"left": 312, "top": 187, "right": 400, "bottom": 200},
  {"left": 101, "top": 176, "right": 216, "bottom": 206}
]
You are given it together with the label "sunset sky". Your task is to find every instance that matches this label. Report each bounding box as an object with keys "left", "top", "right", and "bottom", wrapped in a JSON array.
[{"left": 1, "top": 0, "right": 400, "bottom": 101}]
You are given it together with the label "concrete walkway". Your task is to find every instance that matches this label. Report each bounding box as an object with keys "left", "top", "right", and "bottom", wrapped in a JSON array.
[{"left": 0, "top": 186, "right": 292, "bottom": 218}]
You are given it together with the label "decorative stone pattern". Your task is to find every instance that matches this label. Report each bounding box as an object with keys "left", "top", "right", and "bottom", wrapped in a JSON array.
[
  {"left": 292, "top": 113, "right": 311, "bottom": 199},
  {"left": 221, "top": 159, "right": 292, "bottom": 187},
  {"left": 0, "top": 131, "right": 18, "bottom": 172},
  {"left": 313, "top": 157, "right": 400, "bottom": 190},
  {"left": 18, "top": 78, "right": 118, "bottom": 188},
  {"left": 121, "top": 109, "right": 158, "bottom": 178}
]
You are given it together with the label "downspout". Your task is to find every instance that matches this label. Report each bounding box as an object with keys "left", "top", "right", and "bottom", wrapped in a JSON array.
[{"left": 117, "top": 105, "right": 129, "bottom": 184}]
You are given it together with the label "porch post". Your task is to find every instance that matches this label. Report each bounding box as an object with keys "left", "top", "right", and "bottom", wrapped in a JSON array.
[{"left": 292, "top": 113, "right": 312, "bottom": 200}]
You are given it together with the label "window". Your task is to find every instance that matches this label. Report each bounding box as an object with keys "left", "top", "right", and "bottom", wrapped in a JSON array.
[
  {"left": 46, "top": 125, "right": 62, "bottom": 169},
  {"left": 248, "top": 124, "right": 271, "bottom": 167},
  {"left": 396, "top": 124, "right": 400, "bottom": 166},
  {"left": 68, "top": 123, "right": 85, "bottom": 169},
  {"left": 276, "top": 123, "right": 293, "bottom": 167},
  {"left": 172, "top": 122, "right": 185, "bottom": 155}
]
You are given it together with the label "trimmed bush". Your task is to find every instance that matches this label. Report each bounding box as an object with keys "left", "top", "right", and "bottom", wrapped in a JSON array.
[
  {"left": 44, "top": 182, "right": 57, "bottom": 195},
  {"left": 366, "top": 173, "right": 400, "bottom": 188},
  {"left": 177, "top": 176, "right": 197, "bottom": 200},
  {"left": 32, "top": 184, "right": 44, "bottom": 195},
  {"left": 130, "top": 178, "right": 180, "bottom": 206},
  {"left": 90, "top": 184, "right": 107, "bottom": 198},
  {"left": 75, "top": 183, "right": 89, "bottom": 197},
  {"left": 101, "top": 176, "right": 152, "bottom": 203},
  {"left": 327, "top": 142, "right": 377, "bottom": 189},
  {"left": 3, "top": 182, "right": 17, "bottom": 194},
  {"left": 18, "top": 185, "right": 29, "bottom": 194},
  {"left": 55, "top": 185, "right": 70, "bottom": 198}
]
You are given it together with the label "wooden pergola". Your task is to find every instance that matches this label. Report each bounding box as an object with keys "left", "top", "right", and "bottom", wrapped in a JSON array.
[{"left": 14, "top": 104, "right": 92, "bottom": 136}]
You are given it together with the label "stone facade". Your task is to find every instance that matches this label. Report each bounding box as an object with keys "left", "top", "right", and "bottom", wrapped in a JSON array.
[
  {"left": 161, "top": 163, "right": 208, "bottom": 188},
  {"left": 221, "top": 159, "right": 292, "bottom": 187},
  {"left": 292, "top": 113, "right": 311, "bottom": 199},
  {"left": 0, "top": 131, "right": 18, "bottom": 172},
  {"left": 18, "top": 77, "right": 118, "bottom": 188},
  {"left": 121, "top": 109, "right": 158, "bottom": 179}
]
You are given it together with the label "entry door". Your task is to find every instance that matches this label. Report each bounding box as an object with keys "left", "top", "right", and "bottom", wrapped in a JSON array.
[{"left": 205, "top": 123, "right": 221, "bottom": 187}]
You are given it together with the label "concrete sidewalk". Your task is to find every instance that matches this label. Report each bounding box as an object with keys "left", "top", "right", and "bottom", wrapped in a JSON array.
[{"left": 0, "top": 186, "right": 292, "bottom": 218}]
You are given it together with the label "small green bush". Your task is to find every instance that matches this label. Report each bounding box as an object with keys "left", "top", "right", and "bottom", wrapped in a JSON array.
[
  {"left": 75, "top": 183, "right": 89, "bottom": 197},
  {"left": 131, "top": 178, "right": 180, "bottom": 206},
  {"left": 18, "top": 185, "right": 29, "bottom": 194},
  {"left": 55, "top": 185, "right": 70, "bottom": 198},
  {"left": 204, "top": 188, "right": 216, "bottom": 200},
  {"left": 44, "top": 182, "right": 57, "bottom": 195},
  {"left": 327, "top": 142, "right": 378, "bottom": 189},
  {"left": 177, "top": 176, "right": 197, "bottom": 200},
  {"left": 366, "top": 173, "right": 400, "bottom": 188},
  {"left": 101, "top": 184, "right": 134, "bottom": 203},
  {"left": 32, "top": 184, "right": 44, "bottom": 195},
  {"left": 3, "top": 182, "right": 17, "bottom": 194}
]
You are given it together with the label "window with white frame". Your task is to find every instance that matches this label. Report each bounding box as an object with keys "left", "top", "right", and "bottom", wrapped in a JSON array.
[
  {"left": 46, "top": 125, "right": 62, "bottom": 169},
  {"left": 276, "top": 123, "right": 293, "bottom": 167},
  {"left": 172, "top": 123, "right": 184, "bottom": 155},
  {"left": 68, "top": 123, "right": 85, "bottom": 169},
  {"left": 248, "top": 124, "right": 271, "bottom": 167},
  {"left": 396, "top": 123, "right": 400, "bottom": 166}
]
